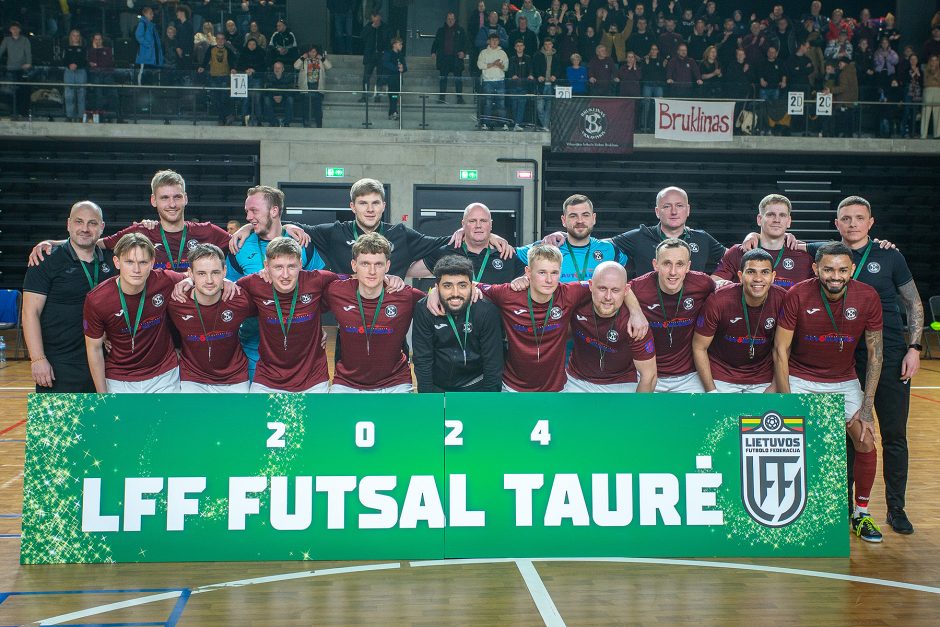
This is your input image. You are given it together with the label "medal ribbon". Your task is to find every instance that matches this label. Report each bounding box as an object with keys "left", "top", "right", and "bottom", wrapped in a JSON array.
[
  {"left": 78, "top": 259, "right": 99, "bottom": 290},
  {"left": 272, "top": 282, "right": 299, "bottom": 351},
  {"left": 564, "top": 240, "right": 592, "bottom": 282},
  {"left": 193, "top": 293, "right": 220, "bottom": 362},
  {"left": 852, "top": 240, "right": 873, "bottom": 280},
  {"left": 741, "top": 289, "right": 768, "bottom": 360},
  {"left": 116, "top": 278, "right": 147, "bottom": 352},
  {"left": 356, "top": 287, "right": 385, "bottom": 356},
  {"left": 592, "top": 307, "right": 620, "bottom": 371},
  {"left": 463, "top": 243, "right": 491, "bottom": 283},
  {"left": 819, "top": 283, "right": 848, "bottom": 352},
  {"left": 446, "top": 305, "right": 472, "bottom": 365},
  {"left": 159, "top": 224, "right": 188, "bottom": 270},
  {"left": 656, "top": 282, "right": 684, "bottom": 348},
  {"left": 527, "top": 290, "right": 555, "bottom": 361},
  {"left": 759, "top": 244, "right": 785, "bottom": 269}
]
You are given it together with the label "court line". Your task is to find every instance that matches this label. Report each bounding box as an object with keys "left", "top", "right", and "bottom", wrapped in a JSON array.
[
  {"left": 0, "top": 439, "right": 25, "bottom": 443},
  {"left": 30, "top": 562, "right": 401, "bottom": 626},
  {"left": 0, "top": 387, "right": 33, "bottom": 390},
  {"left": 911, "top": 386, "right": 940, "bottom": 389},
  {"left": 516, "top": 560, "right": 566, "bottom": 627},
  {"left": 0, "top": 514, "right": 21, "bottom": 518},
  {"left": 911, "top": 393, "right": 940, "bottom": 405},
  {"left": 0, "top": 419, "right": 25, "bottom": 436},
  {"left": 0, "top": 535, "right": 21, "bottom": 539}
]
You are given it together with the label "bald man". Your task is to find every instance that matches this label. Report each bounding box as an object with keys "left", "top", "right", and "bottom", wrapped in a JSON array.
[{"left": 565, "top": 261, "right": 658, "bottom": 392}]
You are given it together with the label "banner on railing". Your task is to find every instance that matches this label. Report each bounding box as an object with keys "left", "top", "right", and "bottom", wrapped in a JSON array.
[
  {"left": 21, "top": 393, "right": 848, "bottom": 564},
  {"left": 551, "top": 98, "right": 635, "bottom": 153},
  {"left": 654, "top": 98, "right": 735, "bottom": 142}
]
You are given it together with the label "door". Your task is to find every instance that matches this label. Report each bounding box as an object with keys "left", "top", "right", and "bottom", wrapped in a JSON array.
[{"left": 405, "top": 0, "right": 460, "bottom": 56}]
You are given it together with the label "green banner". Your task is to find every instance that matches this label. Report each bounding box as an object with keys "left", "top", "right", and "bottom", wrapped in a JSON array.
[{"left": 21, "top": 393, "right": 848, "bottom": 564}]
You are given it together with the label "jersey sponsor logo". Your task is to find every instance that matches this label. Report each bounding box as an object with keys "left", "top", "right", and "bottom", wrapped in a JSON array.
[
  {"left": 774, "top": 278, "right": 795, "bottom": 288},
  {"left": 300, "top": 293, "right": 313, "bottom": 304},
  {"left": 593, "top": 250, "right": 604, "bottom": 261},
  {"left": 607, "top": 329, "right": 619, "bottom": 342},
  {"left": 434, "top": 323, "right": 448, "bottom": 330},
  {"left": 576, "top": 314, "right": 588, "bottom": 321},
  {"left": 384, "top": 304, "right": 398, "bottom": 318},
  {"left": 688, "top": 242, "right": 700, "bottom": 253},
  {"left": 764, "top": 317, "right": 776, "bottom": 330},
  {"left": 782, "top": 258, "right": 795, "bottom": 270},
  {"left": 646, "top": 303, "right": 661, "bottom": 310},
  {"left": 723, "top": 335, "right": 768, "bottom": 346},
  {"left": 730, "top": 317, "right": 742, "bottom": 324},
  {"left": 682, "top": 297, "right": 694, "bottom": 310},
  {"left": 114, "top": 309, "right": 124, "bottom": 317},
  {"left": 340, "top": 324, "right": 393, "bottom": 335},
  {"left": 844, "top": 307, "right": 858, "bottom": 320},
  {"left": 802, "top": 333, "right": 855, "bottom": 346},
  {"left": 185, "top": 330, "right": 234, "bottom": 343},
  {"left": 221, "top": 309, "right": 234, "bottom": 322},
  {"left": 513, "top": 308, "right": 528, "bottom": 315},
  {"left": 740, "top": 412, "right": 806, "bottom": 527},
  {"left": 651, "top": 318, "right": 695, "bottom": 330},
  {"left": 187, "top": 239, "right": 199, "bottom": 251},
  {"left": 179, "top": 314, "right": 195, "bottom": 321},
  {"left": 265, "top": 312, "right": 316, "bottom": 325},
  {"left": 152, "top": 294, "right": 165, "bottom": 308},
  {"left": 867, "top": 262, "right": 881, "bottom": 274},
  {"left": 549, "top": 306, "right": 563, "bottom": 320},
  {"left": 805, "top": 308, "right": 820, "bottom": 314},
  {"left": 492, "top": 258, "right": 504, "bottom": 270},
  {"left": 343, "top": 305, "right": 357, "bottom": 311},
  {"left": 262, "top": 299, "right": 276, "bottom": 306}
]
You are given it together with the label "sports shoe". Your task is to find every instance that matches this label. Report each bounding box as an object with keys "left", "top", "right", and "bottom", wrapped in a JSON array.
[
  {"left": 502, "top": 124, "right": 510, "bottom": 130},
  {"left": 852, "top": 514, "right": 884, "bottom": 543},
  {"left": 513, "top": 124, "right": 523, "bottom": 131},
  {"left": 887, "top": 508, "right": 914, "bottom": 534}
]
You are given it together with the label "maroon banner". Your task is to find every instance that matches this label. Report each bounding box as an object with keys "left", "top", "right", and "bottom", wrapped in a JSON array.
[{"left": 550, "top": 98, "right": 635, "bottom": 154}]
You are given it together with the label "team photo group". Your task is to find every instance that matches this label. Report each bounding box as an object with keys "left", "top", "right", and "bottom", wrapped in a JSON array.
[{"left": 22, "top": 169, "right": 923, "bottom": 544}]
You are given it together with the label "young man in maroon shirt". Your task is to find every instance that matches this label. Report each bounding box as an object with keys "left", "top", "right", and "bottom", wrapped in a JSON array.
[
  {"left": 712, "top": 194, "right": 814, "bottom": 289},
  {"left": 630, "top": 238, "right": 716, "bottom": 392},
  {"left": 693, "top": 248, "right": 787, "bottom": 393},
  {"left": 564, "top": 261, "right": 657, "bottom": 393},
  {"left": 774, "top": 241, "right": 885, "bottom": 543},
  {"left": 326, "top": 232, "right": 424, "bottom": 393},
  {"left": 168, "top": 244, "right": 256, "bottom": 392},
  {"left": 83, "top": 233, "right": 188, "bottom": 393}
]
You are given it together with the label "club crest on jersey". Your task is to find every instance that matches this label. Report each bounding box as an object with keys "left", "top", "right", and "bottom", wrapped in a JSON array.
[
  {"left": 101, "top": 263, "right": 111, "bottom": 273},
  {"left": 384, "top": 304, "right": 398, "bottom": 318},
  {"left": 152, "top": 294, "right": 164, "bottom": 307},
  {"left": 593, "top": 250, "right": 604, "bottom": 261},
  {"left": 682, "top": 297, "right": 694, "bottom": 310},
  {"left": 221, "top": 309, "right": 234, "bottom": 323},
  {"left": 187, "top": 239, "right": 199, "bottom": 251},
  {"left": 301, "top": 293, "right": 313, "bottom": 304},
  {"left": 764, "top": 317, "right": 776, "bottom": 330},
  {"left": 844, "top": 307, "right": 858, "bottom": 320},
  {"left": 463, "top": 321, "right": 473, "bottom": 333},
  {"left": 607, "top": 329, "right": 619, "bottom": 342},
  {"left": 492, "top": 258, "right": 504, "bottom": 270},
  {"left": 688, "top": 242, "right": 700, "bottom": 253},
  {"left": 867, "top": 262, "right": 881, "bottom": 274},
  {"left": 549, "top": 306, "right": 563, "bottom": 320},
  {"left": 782, "top": 258, "right": 795, "bottom": 270},
  {"left": 740, "top": 411, "right": 807, "bottom": 527}
]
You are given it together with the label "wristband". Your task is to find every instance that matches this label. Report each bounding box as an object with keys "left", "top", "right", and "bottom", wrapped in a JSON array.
[{"left": 908, "top": 343, "right": 922, "bottom": 352}]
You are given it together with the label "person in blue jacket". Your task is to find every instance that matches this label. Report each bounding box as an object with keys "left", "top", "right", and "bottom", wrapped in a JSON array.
[{"left": 134, "top": 6, "right": 164, "bottom": 85}]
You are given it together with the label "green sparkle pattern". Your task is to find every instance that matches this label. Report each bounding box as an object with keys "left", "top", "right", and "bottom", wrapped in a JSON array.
[{"left": 698, "top": 393, "right": 847, "bottom": 552}]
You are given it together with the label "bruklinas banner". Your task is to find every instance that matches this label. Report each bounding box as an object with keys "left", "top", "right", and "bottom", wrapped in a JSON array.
[
  {"left": 21, "top": 393, "right": 847, "bottom": 564},
  {"left": 551, "top": 98, "right": 635, "bottom": 153},
  {"left": 654, "top": 98, "right": 735, "bottom": 141}
]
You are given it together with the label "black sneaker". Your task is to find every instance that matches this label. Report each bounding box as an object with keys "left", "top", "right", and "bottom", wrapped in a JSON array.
[
  {"left": 457, "top": 95, "right": 466, "bottom": 104},
  {"left": 887, "top": 509, "right": 914, "bottom": 534},
  {"left": 852, "top": 514, "right": 884, "bottom": 543}
]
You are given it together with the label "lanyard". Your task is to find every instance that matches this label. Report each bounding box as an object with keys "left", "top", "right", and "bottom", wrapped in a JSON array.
[
  {"left": 656, "top": 282, "right": 684, "bottom": 348},
  {"left": 159, "top": 224, "right": 188, "bottom": 270},
  {"left": 463, "top": 243, "right": 491, "bottom": 283},
  {"left": 819, "top": 284, "right": 848, "bottom": 352},
  {"left": 116, "top": 278, "right": 147, "bottom": 353},
  {"left": 564, "top": 240, "right": 593, "bottom": 282},
  {"left": 352, "top": 221, "right": 384, "bottom": 240},
  {"left": 193, "top": 294, "right": 220, "bottom": 362},
  {"left": 592, "top": 308, "right": 620, "bottom": 371},
  {"left": 78, "top": 258, "right": 99, "bottom": 290},
  {"left": 852, "top": 240, "right": 874, "bottom": 280},
  {"left": 356, "top": 287, "right": 385, "bottom": 356},
  {"left": 527, "top": 290, "right": 555, "bottom": 362},
  {"left": 272, "top": 283, "right": 299, "bottom": 351},
  {"left": 741, "top": 289, "right": 768, "bottom": 360},
  {"left": 759, "top": 244, "right": 785, "bottom": 269},
  {"left": 446, "top": 305, "right": 471, "bottom": 365}
]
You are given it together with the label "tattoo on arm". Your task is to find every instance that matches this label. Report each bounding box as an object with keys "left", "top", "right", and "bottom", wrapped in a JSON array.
[
  {"left": 862, "top": 330, "right": 883, "bottom": 421},
  {"left": 897, "top": 281, "right": 924, "bottom": 345}
]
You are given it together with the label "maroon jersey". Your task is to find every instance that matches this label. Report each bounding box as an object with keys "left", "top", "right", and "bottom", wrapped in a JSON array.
[
  {"left": 481, "top": 282, "right": 592, "bottom": 391},
  {"left": 778, "top": 278, "right": 883, "bottom": 383},
  {"left": 168, "top": 292, "right": 257, "bottom": 384},
  {"left": 326, "top": 279, "right": 425, "bottom": 390},
  {"left": 82, "top": 269, "right": 186, "bottom": 381},
  {"left": 629, "top": 271, "right": 715, "bottom": 377},
  {"left": 696, "top": 283, "right": 787, "bottom": 384},
  {"left": 713, "top": 244, "right": 814, "bottom": 290},
  {"left": 568, "top": 301, "right": 656, "bottom": 384},
  {"left": 102, "top": 221, "right": 231, "bottom": 270},
  {"left": 240, "top": 270, "right": 338, "bottom": 392}
]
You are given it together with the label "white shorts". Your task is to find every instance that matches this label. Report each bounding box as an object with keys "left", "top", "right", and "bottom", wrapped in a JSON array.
[
  {"left": 714, "top": 380, "right": 770, "bottom": 394},
  {"left": 106, "top": 367, "right": 180, "bottom": 393},
  {"left": 563, "top": 375, "right": 638, "bottom": 393},
  {"left": 180, "top": 380, "right": 250, "bottom": 393},
  {"left": 329, "top": 383, "right": 413, "bottom": 394},
  {"left": 789, "top": 376, "right": 862, "bottom": 422},
  {"left": 655, "top": 372, "right": 705, "bottom": 393},
  {"left": 250, "top": 381, "right": 330, "bottom": 394}
]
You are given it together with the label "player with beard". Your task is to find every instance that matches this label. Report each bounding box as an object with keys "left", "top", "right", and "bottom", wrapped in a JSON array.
[
  {"left": 23, "top": 201, "right": 111, "bottom": 392},
  {"left": 412, "top": 255, "right": 504, "bottom": 392},
  {"left": 693, "top": 248, "right": 787, "bottom": 392},
  {"left": 713, "top": 194, "right": 814, "bottom": 289},
  {"left": 565, "top": 261, "right": 658, "bottom": 393},
  {"left": 168, "top": 244, "right": 256, "bottom": 392},
  {"left": 629, "top": 238, "right": 716, "bottom": 392},
  {"left": 774, "top": 242, "right": 885, "bottom": 543}
]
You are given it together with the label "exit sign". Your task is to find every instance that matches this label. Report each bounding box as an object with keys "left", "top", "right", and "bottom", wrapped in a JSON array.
[
  {"left": 459, "top": 169, "right": 478, "bottom": 181},
  {"left": 326, "top": 167, "right": 345, "bottom": 178}
]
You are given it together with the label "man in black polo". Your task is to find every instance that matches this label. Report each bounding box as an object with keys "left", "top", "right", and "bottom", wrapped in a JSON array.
[
  {"left": 412, "top": 255, "right": 504, "bottom": 392},
  {"left": 807, "top": 196, "right": 925, "bottom": 535},
  {"left": 22, "top": 201, "right": 112, "bottom": 392}
]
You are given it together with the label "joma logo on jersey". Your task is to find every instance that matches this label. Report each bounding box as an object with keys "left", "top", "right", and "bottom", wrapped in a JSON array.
[{"left": 740, "top": 412, "right": 806, "bottom": 528}]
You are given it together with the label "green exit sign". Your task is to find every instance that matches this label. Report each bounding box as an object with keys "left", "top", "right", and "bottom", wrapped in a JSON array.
[
  {"left": 459, "top": 169, "right": 478, "bottom": 181},
  {"left": 325, "top": 167, "right": 345, "bottom": 178}
]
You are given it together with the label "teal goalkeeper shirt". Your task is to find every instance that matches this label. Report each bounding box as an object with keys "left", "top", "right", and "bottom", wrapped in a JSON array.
[
  {"left": 226, "top": 230, "right": 325, "bottom": 280},
  {"left": 515, "top": 237, "right": 628, "bottom": 283}
]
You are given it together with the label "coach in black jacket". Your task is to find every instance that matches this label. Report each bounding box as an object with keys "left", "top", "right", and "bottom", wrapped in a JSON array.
[{"left": 431, "top": 12, "right": 469, "bottom": 102}]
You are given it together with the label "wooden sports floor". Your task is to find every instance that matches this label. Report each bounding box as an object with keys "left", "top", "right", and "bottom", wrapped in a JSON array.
[{"left": 1, "top": 354, "right": 940, "bottom": 625}]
